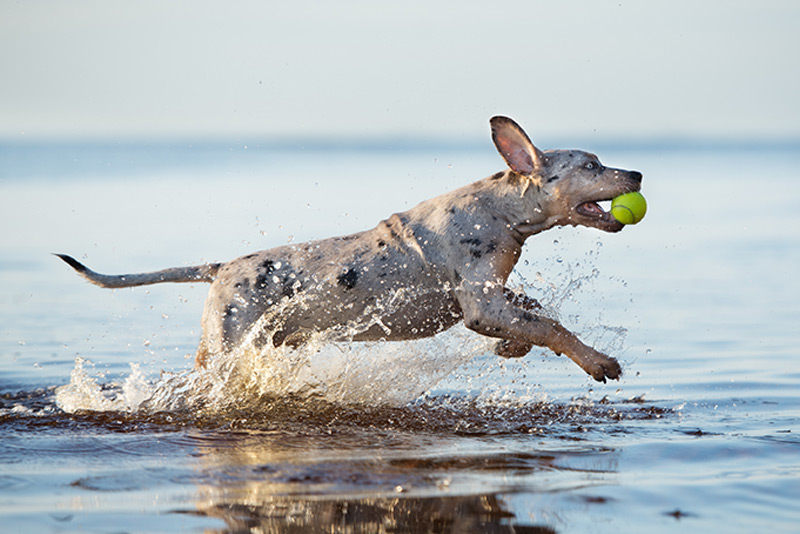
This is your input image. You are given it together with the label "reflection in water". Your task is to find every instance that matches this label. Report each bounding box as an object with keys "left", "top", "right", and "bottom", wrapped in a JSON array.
[
  {"left": 3, "top": 382, "right": 665, "bottom": 534},
  {"left": 183, "top": 424, "right": 623, "bottom": 534},
  {"left": 191, "top": 492, "right": 557, "bottom": 533},
  {"left": 1, "top": 380, "right": 666, "bottom": 533}
]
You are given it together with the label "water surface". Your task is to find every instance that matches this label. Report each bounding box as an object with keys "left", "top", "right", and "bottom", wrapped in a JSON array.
[{"left": 1, "top": 141, "right": 798, "bottom": 532}]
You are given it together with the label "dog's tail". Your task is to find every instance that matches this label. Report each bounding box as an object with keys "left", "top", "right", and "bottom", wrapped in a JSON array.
[{"left": 55, "top": 254, "right": 221, "bottom": 288}]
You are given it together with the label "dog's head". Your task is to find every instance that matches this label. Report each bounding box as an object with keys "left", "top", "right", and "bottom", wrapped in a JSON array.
[{"left": 490, "top": 116, "right": 642, "bottom": 233}]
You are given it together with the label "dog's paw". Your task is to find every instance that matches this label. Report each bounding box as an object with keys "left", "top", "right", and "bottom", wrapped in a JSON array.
[
  {"left": 586, "top": 352, "right": 622, "bottom": 383},
  {"left": 494, "top": 339, "right": 533, "bottom": 358}
]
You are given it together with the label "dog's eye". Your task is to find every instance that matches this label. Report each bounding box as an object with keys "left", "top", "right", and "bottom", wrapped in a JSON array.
[{"left": 585, "top": 160, "right": 603, "bottom": 172}]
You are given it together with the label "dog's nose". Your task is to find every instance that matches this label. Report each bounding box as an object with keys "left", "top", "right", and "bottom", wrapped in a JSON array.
[{"left": 629, "top": 171, "right": 643, "bottom": 183}]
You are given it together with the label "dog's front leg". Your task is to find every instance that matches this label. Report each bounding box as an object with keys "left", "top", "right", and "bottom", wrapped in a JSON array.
[
  {"left": 458, "top": 282, "right": 621, "bottom": 382},
  {"left": 494, "top": 288, "right": 540, "bottom": 358}
]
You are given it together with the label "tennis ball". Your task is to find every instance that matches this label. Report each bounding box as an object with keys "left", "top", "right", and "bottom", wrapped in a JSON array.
[{"left": 610, "top": 191, "right": 647, "bottom": 225}]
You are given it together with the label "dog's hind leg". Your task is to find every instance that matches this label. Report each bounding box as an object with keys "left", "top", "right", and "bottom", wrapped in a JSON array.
[{"left": 194, "top": 340, "right": 211, "bottom": 369}]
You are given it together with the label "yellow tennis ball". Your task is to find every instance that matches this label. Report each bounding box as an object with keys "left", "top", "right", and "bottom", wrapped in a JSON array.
[{"left": 610, "top": 192, "right": 647, "bottom": 225}]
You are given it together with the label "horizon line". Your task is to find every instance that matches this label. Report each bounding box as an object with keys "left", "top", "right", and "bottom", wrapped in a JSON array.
[{"left": 2, "top": 133, "right": 800, "bottom": 152}]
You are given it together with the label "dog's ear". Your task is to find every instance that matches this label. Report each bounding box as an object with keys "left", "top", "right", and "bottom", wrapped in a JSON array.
[{"left": 490, "top": 116, "right": 544, "bottom": 175}]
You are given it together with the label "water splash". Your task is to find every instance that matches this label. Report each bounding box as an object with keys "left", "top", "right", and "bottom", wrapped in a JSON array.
[
  {"left": 55, "top": 358, "right": 152, "bottom": 413},
  {"left": 54, "top": 263, "right": 630, "bottom": 417},
  {"left": 55, "top": 325, "right": 494, "bottom": 415}
]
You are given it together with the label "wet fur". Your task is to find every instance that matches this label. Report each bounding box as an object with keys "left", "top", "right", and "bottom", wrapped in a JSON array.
[{"left": 57, "top": 116, "right": 642, "bottom": 382}]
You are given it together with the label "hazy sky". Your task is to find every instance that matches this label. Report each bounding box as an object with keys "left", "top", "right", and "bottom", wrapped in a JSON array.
[{"left": 2, "top": 0, "right": 798, "bottom": 141}]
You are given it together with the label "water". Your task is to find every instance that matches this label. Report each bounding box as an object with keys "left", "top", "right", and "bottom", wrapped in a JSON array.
[{"left": 1, "top": 140, "right": 799, "bottom": 532}]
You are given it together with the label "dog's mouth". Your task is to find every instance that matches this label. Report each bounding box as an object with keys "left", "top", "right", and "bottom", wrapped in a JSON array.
[
  {"left": 575, "top": 199, "right": 624, "bottom": 231},
  {"left": 576, "top": 199, "right": 612, "bottom": 218},
  {"left": 567, "top": 170, "right": 642, "bottom": 232}
]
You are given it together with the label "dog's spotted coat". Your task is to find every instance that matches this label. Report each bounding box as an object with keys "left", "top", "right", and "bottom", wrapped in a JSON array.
[{"left": 58, "top": 117, "right": 643, "bottom": 382}]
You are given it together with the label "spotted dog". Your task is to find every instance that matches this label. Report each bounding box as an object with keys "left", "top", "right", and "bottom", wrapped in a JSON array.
[{"left": 57, "top": 116, "right": 642, "bottom": 382}]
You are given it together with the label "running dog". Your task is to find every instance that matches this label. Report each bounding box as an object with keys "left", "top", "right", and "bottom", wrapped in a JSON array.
[{"left": 57, "top": 116, "right": 642, "bottom": 382}]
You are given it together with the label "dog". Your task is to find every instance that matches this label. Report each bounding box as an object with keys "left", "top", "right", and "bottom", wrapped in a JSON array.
[{"left": 57, "top": 116, "right": 642, "bottom": 383}]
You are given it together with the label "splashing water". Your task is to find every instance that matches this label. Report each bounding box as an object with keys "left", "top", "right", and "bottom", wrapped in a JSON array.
[
  {"left": 54, "top": 264, "right": 628, "bottom": 416},
  {"left": 55, "top": 358, "right": 153, "bottom": 413},
  {"left": 55, "top": 325, "right": 496, "bottom": 415}
]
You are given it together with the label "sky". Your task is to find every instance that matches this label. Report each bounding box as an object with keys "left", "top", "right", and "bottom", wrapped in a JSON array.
[{"left": 1, "top": 0, "right": 798, "bottom": 141}]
